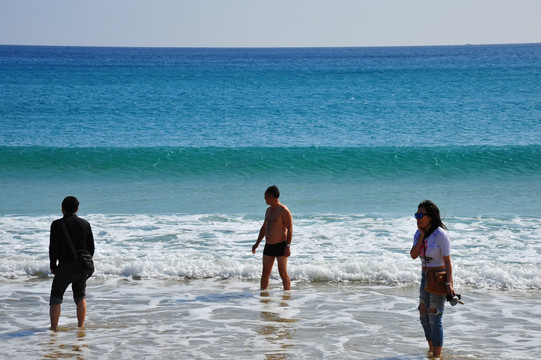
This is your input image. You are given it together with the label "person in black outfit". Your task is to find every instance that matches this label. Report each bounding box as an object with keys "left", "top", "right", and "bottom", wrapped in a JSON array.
[{"left": 49, "top": 196, "right": 95, "bottom": 330}]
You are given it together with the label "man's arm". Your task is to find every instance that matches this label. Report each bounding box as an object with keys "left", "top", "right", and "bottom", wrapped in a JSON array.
[
  {"left": 49, "top": 221, "right": 59, "bottom": 274},
  {"left": 252, "top": 220, "right": 267, "bottom": 254},
  {"left": 87, "top": 222, "right": 95, "bottom": 256},
  {"left": 283, "top": 207, "right": 293, "bottom": 257}
]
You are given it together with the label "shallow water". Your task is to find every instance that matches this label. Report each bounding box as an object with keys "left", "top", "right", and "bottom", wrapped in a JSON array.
[{"left": 1, "top": 278, "right": 540, "bottom": 359}]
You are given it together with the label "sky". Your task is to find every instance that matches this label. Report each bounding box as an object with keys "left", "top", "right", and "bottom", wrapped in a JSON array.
[{"left": 1, "top": 0, "right": 540, "bottom": 48}]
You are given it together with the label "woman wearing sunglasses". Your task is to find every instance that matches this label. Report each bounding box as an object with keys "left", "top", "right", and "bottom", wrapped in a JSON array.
[{"left": 410, "top": 200, "right": 455, "bottom": 357}]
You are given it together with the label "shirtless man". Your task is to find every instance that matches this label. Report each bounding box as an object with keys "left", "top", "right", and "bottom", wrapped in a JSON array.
[{"left": 252, "top": 185, "right": 293, "bottom": 290}]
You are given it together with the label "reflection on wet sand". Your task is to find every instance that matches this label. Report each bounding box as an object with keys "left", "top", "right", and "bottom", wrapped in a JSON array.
[
  {"left": 258, "top": 292, "right": 298, "bottom": 359},
  {"left": 43, "top": 328, "right": 88, "bottom": 359}
]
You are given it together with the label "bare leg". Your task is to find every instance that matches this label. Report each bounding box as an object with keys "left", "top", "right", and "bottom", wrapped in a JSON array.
[
  {"left": 76, "top": 298, "right": 87, "bottom": 328},
  {"left": 261, "top": 255, "right": 275, "bottom": 290},
  {"left": 277, "top": 256, "right": 290, "bottom": 290},
  {"left": 50, "top": 304, "right": 61, "bottom": 330}
]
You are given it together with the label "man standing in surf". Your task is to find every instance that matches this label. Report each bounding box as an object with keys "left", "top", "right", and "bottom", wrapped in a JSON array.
[{"left": 252, "top": 185, "right": 293, "bottom": 290}]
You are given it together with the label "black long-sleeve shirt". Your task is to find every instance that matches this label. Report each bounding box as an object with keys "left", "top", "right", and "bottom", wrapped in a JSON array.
[{"left": 49, "top": 213, "right": 95, "bottom": 271}]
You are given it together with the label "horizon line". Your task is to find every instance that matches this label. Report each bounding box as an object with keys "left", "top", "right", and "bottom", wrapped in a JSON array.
[{"left": 1, "top": 41, "right": 540, "bottom": 50}]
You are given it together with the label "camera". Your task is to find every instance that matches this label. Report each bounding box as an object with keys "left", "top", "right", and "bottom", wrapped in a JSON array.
[{"left": 446, "top": 294, "right": 463, "bottom": 306}]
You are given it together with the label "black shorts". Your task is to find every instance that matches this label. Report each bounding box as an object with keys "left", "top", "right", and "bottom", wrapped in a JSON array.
[
  {"left": 263, "top": 241, "right": 287, "bottom": 257},
  {"left": 50, "top": 263, "right": 87, "bottom": 305}
]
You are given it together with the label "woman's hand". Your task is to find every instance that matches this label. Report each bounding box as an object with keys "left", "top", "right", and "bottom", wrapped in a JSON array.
[{"left": 410, "top": 230, "right": 425, "bottom": 259}]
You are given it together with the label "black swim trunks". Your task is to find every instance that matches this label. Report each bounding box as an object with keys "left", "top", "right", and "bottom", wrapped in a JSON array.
[{"left": 263, "top": 241, "right": 287, "bottom": 257}]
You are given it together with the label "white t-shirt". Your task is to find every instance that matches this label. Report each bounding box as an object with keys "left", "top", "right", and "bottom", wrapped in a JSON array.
[{"left": 413, "top": 227, "right": 451, "bottom": 268}]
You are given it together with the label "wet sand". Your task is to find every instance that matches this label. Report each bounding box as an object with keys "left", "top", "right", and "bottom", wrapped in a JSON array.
[{"left": 1, "top": 278, "right": 540, "bottom": 359}]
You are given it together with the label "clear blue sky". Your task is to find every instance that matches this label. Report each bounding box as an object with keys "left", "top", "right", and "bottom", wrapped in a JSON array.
[{"left": 1, "top": 0, "right": 540, "bottom": 47}]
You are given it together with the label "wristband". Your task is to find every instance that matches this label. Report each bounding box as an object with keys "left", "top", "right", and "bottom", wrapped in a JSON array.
[
  {"left": 285, "top": 243, "right": 290, "bottom": 248},
  {"left": 445, "top": 282, "right": 452, "bottom": 285}
]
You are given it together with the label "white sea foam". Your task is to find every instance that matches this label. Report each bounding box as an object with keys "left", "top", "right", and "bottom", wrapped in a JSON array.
[{"left": 1, "top": 213, "right": 540, "bottom": 290}]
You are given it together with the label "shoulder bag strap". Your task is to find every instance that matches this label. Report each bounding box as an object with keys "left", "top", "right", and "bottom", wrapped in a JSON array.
[{"left": 60, "top": 219, "right": 78, "bottom": 257}]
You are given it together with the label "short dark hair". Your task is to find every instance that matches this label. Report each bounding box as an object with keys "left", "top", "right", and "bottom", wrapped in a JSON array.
[
  {"left": 62, "top": 196, "right": 79, "bottom": 213},
  {"left": 265, "top": 185, "right": 280, "bottom": 199}
]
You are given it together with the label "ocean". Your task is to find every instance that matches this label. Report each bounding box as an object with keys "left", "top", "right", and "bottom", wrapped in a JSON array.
[{"left": 1, "top": 44, "right": 540, "bottom": 359}]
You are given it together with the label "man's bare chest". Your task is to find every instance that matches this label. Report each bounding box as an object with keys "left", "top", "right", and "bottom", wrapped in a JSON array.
[{"left": 266, "top": 209, "right": 283, "bottom": 224}]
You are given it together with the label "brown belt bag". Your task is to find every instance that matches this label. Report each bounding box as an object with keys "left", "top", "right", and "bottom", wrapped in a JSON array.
[{"left": 425, "top": 270, "right": 447, "bottom": 295}]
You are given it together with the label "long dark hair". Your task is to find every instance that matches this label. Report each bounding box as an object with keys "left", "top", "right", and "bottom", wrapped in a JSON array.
[{"left": 418, "top": 200, "right": 447, "bottom": 237}]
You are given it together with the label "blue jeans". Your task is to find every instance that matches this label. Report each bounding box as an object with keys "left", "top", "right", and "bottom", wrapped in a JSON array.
[{"left": 419, "top": 271, "right": 446, "bottom": 347}]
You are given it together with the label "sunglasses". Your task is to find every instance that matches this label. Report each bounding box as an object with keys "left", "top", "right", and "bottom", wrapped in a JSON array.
[{"left": 414, "top": 212, "right": 428, "bottom": 219}]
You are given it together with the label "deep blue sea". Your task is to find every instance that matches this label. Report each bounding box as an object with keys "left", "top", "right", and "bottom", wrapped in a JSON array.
[
  {"left": 0, "top": 44, "right": 540, "bottom": 286},
  {"left": 1, "top": 44, "right": 541, "bottom": 359},
  {"left": 1, "top": 44, "right": 540, "bottom": 217}
]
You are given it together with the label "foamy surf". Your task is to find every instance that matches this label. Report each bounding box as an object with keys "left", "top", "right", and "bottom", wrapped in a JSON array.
[{"left": 1, "top": 213, "right": 540, "bottom": 290}]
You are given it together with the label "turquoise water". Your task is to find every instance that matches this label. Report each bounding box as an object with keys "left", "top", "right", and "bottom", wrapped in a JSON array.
[
  {"left": 1, "top": 145, "right": 540, "bottom": 215},
  {"left": 1, "top": 43, "right": 540, "bottom": 287},
  {"left": 1, "top": 44, "right": 540, "bottom": 216},
  {"left": 0, "top": 44, "right": 540, "bottom": 284},
  {"left": 2, "top": 45, "right": 540, "bottom": 148}
]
